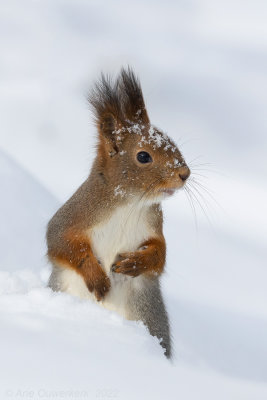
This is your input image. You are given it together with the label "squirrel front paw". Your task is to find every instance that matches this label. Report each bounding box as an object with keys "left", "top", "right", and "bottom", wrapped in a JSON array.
[
  {"left": 87, "top": 274, "right": 111, "bottom": 301},
  {"left": 111, "top": 252, "right": 146, "bottom": 277}
]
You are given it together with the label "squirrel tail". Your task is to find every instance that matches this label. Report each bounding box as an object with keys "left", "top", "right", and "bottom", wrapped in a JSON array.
[{"left": 128, "top": 279, "right": 172, "bottom": 359}]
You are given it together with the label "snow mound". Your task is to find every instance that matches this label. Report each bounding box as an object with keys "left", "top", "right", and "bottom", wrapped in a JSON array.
[
  {"left": 0, "top": 149, "right": 58, "bottom": 271},
  {"left": 1, "top": 271, "right": 267, "bottom": 400}
]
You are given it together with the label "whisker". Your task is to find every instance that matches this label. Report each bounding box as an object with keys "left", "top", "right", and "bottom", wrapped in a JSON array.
[
  {"left": 190, "top": 165, "right": 225, "bottom": 177},
  {"left": 190, "top": 171, "right": 209, "bottom": 179},
  {"left": 188, "top": 155, "right": 205, "bottom": 165},
  {"left": 190, "top": 178, "right": 224, "bottom": 213},
  {"left": 186, "top": 183, "right": 213, "bottom": 227},
  {"left": 183, "top": 186, "right": 198, "bottom": 231},
  {"left": 189, "top": 162, "right": 213, "bottom": 168},
  {"left": 188, "top": 182, "right": 214, "bottom": 216}
]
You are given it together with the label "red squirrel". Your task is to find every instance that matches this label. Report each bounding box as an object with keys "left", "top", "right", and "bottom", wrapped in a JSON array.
[{"left": 46, "top": 68, "right": 190, "bottom": 358}]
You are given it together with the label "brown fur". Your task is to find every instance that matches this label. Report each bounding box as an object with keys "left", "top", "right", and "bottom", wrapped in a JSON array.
[
  {"left": 48, "top": 228, "right": 110, "bottom": 300},
  {"left": 47, "top": 67, "right": 190, "bottom": 300},
  {"left": 112, "top": 237, "right": 166, "bottom": 277}
]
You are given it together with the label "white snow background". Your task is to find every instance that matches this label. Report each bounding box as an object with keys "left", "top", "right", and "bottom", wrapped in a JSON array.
[{"left": 0, "top": 1, "right": 267, "bottom": 399}]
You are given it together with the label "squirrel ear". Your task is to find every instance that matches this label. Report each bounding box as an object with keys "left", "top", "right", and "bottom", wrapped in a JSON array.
[
  {"left": 89, "top": 68, "right": 149, "bottom": 155},
  {"left": 99, "top": 113, "right": 121, "bottom": 155},
  {"left": 100, "top": 113, "right": 116, "bottom": 138}
]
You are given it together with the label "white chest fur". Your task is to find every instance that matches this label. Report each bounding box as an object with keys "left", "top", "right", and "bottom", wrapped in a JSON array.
[
  {"left": 90, "top": 202, "right": 153, "bottom": 274},
  {"left": 56, "top": 202, "right": 155, "bottom": 318},
  {"left": 88, "top": 202, "right": 154, "bottom": 316}
]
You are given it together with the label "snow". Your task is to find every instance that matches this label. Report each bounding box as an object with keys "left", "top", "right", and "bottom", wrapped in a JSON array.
[
  {"left": 1, "top": 150, "right": 267, "bottom": 399},
  {"left": 114, "top": 184, "right": 126, "bottom": 198},
  {"left": 117, "top": 122, "right": 178, "bottom": 153},
  {"left": 1, "top": 0, "right": 267, "bottom": 398},
  {"left": 0, "top": 151, "right": 58, "bottom": 272}
]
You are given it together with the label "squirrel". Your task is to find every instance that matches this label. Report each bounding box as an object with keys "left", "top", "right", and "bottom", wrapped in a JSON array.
[{"left": 46, "top": 67, "right": 190, "bottom": 358}]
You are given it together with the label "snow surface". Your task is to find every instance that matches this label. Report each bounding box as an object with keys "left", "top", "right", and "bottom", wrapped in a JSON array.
[{"left": 1, "top": 0, "right": 267, "bottom": 398}]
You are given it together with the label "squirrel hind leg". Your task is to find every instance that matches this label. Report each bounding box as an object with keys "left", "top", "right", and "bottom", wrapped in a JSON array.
[
  {"left": 47, "top": 265, "right": 94, "bottom": 300},
  {"left": 128, "top": 278, "right": 172, "bottom": 359},
  {"left": 48, "top": 265, "right": 62, "bottom": 292}
]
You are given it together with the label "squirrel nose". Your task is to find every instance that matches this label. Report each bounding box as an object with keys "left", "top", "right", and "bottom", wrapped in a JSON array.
[{"left": 179, "top": 166, "right": 190, "bottom": 182}]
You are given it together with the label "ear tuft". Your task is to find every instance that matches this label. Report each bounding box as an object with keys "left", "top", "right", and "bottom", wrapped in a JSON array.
[
  {"left": 88, "top": 73, "right": 123, "bottom": 127},
  {"left": 119, "top": 67, "right": 150, "bottom": 124}
]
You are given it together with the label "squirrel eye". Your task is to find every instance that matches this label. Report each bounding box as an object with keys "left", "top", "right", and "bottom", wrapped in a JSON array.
[{"left": 137, "top": 151, "right": 152, "bottom": 164}]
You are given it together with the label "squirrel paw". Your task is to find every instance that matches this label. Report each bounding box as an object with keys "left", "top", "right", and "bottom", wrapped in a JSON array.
[
  {"left": 87, "top": 275, "right": 111, "bottom": 301},
  {"left": 111, "top": 253, "right": 145, "bottom": 277}
]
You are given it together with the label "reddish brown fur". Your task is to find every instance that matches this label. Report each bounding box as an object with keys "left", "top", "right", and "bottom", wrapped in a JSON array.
[
  {"left": 47, "top": 67, "right": 190, "bottom": 303},
  {"left": 112, "top": 237, "right": 166, "bottom": 277},
  {"left": 48, "top": 228, "right": 110, "bottom": 300}
]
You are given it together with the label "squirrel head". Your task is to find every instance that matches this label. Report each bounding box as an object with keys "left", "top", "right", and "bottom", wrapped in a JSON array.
[{"left": 89, "top": 67, "right": 190, "bottom": 203}]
